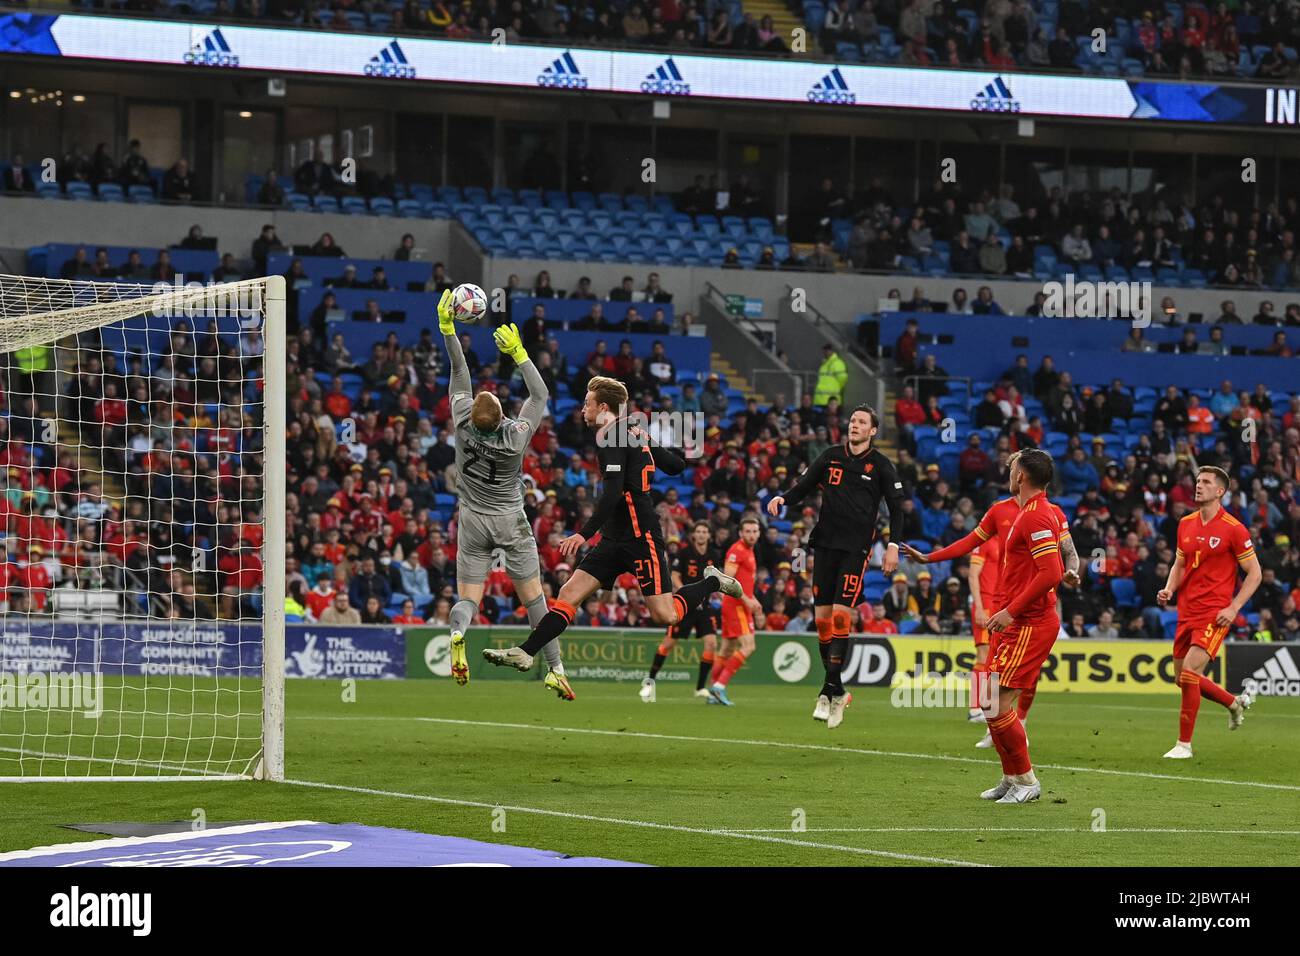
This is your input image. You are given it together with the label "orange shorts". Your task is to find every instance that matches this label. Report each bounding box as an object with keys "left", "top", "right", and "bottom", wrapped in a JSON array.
[
  {"left": 720, "top": 598, "right": 752, "bottom": 640},
  {"left": 1173, "top": 620, "right": 1230, "bottom": 661},
  {"left": 992, "top": 619, "right": 1059, "bottom": 690}
]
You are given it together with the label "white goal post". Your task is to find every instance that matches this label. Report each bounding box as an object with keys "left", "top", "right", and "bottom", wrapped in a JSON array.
[{"left": 0, "top": 273, "right": 285, "bottom": 782}]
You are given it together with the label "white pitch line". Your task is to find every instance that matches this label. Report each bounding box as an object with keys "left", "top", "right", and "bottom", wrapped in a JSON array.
[
  {"left": 281, "top": 777, "right": 989, "bottom": 867},
  {"left": 526, "top": 689, "right": 1300, "bottom": 719},
  {"left": 725, "top": 827, "right": 1300, "bottom": 835},
  {"left": 295, "top": 714, "right": 1300, "bottom": 793}
]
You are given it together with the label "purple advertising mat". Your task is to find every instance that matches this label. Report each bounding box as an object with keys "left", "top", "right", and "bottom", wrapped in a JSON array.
[{"left": 0, "top": 821, "right": 645, "bottom": 867}]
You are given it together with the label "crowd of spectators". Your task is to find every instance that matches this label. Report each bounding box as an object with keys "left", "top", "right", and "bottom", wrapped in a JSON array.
[
  {"left": 0, "top": 141, "right": 204, "bottom": 202},
  {"left": 806, "top": 176, "right": 1300, "bottom": 292}
]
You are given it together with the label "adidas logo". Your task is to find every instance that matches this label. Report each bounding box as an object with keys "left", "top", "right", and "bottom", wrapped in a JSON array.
[
  {"left": 1244, "top": 646, "right": 1300, "bottom": 696},
  {"left": 537, "top": 50, "right": 588, "bottom": 90},
  {"left": 640, "top": 57, "right": 691, "bottom": 96},
  {"left": 806, "top": 67, "right": 855, "bottom": 105},
  {"left": 183, "top": 28, "right": 239, "bottom": 68},
  {"left": 365, "top": 40, "right": 416, "bottom": 79},
  {"left": 971, "top": 75, "right": 1020, "bottom": 113}
]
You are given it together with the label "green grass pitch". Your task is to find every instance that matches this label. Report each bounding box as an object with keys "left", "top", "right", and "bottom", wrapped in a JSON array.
[{"left": 2, "top": 678, "right": 1297, "bottom": 866}]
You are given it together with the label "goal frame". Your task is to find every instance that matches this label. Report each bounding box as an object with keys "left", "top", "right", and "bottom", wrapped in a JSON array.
[{"left": 0, "top": 274, "right": 286, "bottom": 783}]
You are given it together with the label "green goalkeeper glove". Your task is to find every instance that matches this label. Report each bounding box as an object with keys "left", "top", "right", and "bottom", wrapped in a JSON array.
[
  {"left": 436, "top": 288, "right": 456, "bottom": 335},
  {"left": 493, "top": 322, "right": 529, "bottom": 365}
]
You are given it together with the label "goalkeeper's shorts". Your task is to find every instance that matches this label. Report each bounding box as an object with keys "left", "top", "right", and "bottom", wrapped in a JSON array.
[{"left": 457, "top": 509, "right": 541, "bottom": 584}]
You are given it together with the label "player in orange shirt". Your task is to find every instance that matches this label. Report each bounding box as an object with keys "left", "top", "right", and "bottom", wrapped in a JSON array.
[
  {"left": 1156, "top": 465, "right": 1261, "bottom": 759},
  {"left": 707, "top": 517, "right": 764, "bottom": 706}
]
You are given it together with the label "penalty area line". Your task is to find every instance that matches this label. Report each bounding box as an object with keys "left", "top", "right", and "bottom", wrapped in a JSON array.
[{"left": 280, "top": 777, "right": 988, "bottom": 867}]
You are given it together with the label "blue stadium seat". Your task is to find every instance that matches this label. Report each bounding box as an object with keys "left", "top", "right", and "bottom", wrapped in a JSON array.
[{"left": 127, "top": 185, "right": 156, "bottom": 203}]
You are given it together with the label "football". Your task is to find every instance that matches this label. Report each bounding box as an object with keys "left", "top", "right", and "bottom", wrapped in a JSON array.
[{"left": 450, "top": 283, "right": 488, "bottom": 323}]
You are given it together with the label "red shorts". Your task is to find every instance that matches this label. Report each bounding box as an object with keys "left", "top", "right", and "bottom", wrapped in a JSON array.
[
  {"left": 1173, "top": 620, "right": 1230, "bottom": 661},
  {"left": 992, "top": 619, "right": 1059, "bottom": 690},
  {"left": 720, "top": 598, "right": 752, "bottom": 639}
]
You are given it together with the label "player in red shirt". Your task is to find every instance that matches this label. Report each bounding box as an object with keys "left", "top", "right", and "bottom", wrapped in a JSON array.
[
  {"left": 903, "top": 452, "right": 1078, "bottom": 747},
  {"left": 706, "top": 517, "right": 763, "bottom": 706},
  {"left": 1156, "top": 465, "right": 1261, "bottom": 759},
  {"left": 978, "top": 449, "right": 1065, "bottom": 804},
  {"left": 967, "top": 531, "right": 1001, "bottom": 719}
]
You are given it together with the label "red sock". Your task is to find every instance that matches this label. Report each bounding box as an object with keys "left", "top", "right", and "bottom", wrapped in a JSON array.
[
  {"left": 1178, "top": 669, "right": 1200, "bottom": 743},
  {"left": 987, "top": 709, "right": 1031, "bottom": 775},
  {"left": 710, "top": 657, "right": 727, "bottom": 683},
  {"left": 985, "top": 710, "right": 1015, "bottom": 774},
  {"left": 1016, "top": 684, "right": 1037, "bottom": 722},
  {"left": 1199, "top": 674, "right": 1236, "bottom": 708},
  {"left": 716, "top": 652, "right": 747, "bottom": 687}
]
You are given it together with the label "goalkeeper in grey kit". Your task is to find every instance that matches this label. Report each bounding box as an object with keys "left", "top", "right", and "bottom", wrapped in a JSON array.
[{"left": 438, "top": 289, "right": 574, "bottom": 701}]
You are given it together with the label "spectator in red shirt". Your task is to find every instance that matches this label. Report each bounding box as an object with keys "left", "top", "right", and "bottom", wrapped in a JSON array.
[
  {"left": 305, "top": 574, "right": 336, "bottom": 620},
  {"left": 862, "top": 603, "right": 899, "bottom": 634},
  {"left": 765, "top": 594, "right": 791, "bottom": 631},
  {"left": 18, "top": 545, "right": 53, "bottom": 610},
  {"left": 895, "top": 318, "right": 920, "bottom": 374},
  {"left": 324, "top": 378, "right": 353, "bottom": 420},
  {"left": 957, "top": 433, "right": 992, "bottom": 494}
]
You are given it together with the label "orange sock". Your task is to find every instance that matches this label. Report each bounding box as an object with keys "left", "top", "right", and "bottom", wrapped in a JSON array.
[
  {"left": 1199, "top": 674, "right": 1236, "bottom": 708},
  {"left": 701, "top": 651, "right": 715, "bottom": 665},
  {"left": 987, "top": 709, "right": 1031, "bottom": 775},
  {"left": 815, "top": 618, "right": 832, "bottom": 668},
  {"left": 716, "top": 652, "right": 747, "bottom": 687},
  {"left": 1016, "top": 684, "right": 1037, "bottom": 721},
  {"left": 1178, "top": 669, "right": 1201, "bottom": 743}
]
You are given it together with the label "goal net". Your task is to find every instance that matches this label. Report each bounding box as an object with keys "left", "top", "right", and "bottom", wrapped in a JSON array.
[{"left": 0, "top": 274, "right": 285, "bottom": 782}]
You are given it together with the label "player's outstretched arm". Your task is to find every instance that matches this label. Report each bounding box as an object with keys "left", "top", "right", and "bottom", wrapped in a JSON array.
[
  {"left": 496, "top": 322, "right": 549, "bottom": 431},
  {"left": 775, "top": 448, "right": 831, "bottom": 513},
  {"left": 439, "top": 290, "right": 471, "bottom": 397},
  {"left": 647, "top": 443, "right": 686, "bottom": 476},
  {"left": 626, "top": 422, "right": 686, "bottom": 476},
  {"left": 914, "top": 528, "right": 985, "bottom": 564}
]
